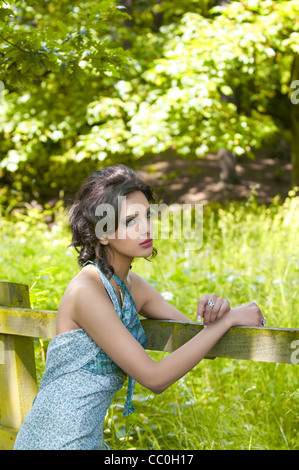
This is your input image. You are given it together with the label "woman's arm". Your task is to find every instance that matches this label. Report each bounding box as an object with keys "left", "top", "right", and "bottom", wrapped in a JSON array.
[
  {"left": 130, "top": 271, "right": 190, "bottom": 321},
  {"left": 130, "top": 272, "right": 230, "bottom": 324},
  {"left": 72, "top": 278, "right": 263, "bottom": 395}
]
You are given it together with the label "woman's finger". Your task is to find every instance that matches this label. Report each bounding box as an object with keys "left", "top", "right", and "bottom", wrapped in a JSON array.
[
  {"left": 204, "top": 293, "right": 218, "bottom": 325},
  {"left": 217, "top": 299, "right": 231, "bottom": 318},
  {"left": 197, "top": 294, "right": 209, "bottom": 320}
]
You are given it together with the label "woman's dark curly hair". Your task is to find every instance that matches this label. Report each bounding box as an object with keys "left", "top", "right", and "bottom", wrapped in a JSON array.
[{"left": 69, "top": 164, "right": 157, "bottom": 278}]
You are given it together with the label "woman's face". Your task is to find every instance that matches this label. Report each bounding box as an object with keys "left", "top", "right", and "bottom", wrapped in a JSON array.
[{"left": 104, "top": 191, "right": 153, "bottom": 259}]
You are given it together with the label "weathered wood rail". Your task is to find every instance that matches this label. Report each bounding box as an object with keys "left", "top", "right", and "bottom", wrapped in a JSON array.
[{"left": 0, "top": 281, "right": 298, "bottom": 450}]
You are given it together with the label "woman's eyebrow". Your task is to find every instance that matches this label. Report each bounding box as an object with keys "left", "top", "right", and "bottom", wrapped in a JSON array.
[
  {"left": 123, "top": 207, "right": 151, "bottom": 220},
  {"left": 124, "top": 212, "right": 138, "bottom": 220}
]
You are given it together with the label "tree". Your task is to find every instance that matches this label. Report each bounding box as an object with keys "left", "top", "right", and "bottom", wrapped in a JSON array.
[
  {"left": 112, "top": 0, "right": 299, "bottom": 185},
  {"left": 1, "top": 0, "right": 299, "bottom": 210},
  {"left": 0, "top": 0, "right": 130, "bottom": 87},
  {"left": 0, "top": 0, "right": 130, "bottom": 206}
]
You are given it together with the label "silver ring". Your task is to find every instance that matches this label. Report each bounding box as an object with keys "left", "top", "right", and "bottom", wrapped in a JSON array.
[
  {"left": 262, "top": 317, "right": 267, "bottom": 327},
  {"left": 207, "top": 299, "right": 216, "bottom": 309}
]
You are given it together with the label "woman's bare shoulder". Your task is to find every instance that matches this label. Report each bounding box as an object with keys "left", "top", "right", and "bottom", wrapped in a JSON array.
[
  {"left": 63, "top": 266, "right": 106, "bottom": 301},
  {"left": 56, "top": 265, "right": 106, "bottom": 334}
]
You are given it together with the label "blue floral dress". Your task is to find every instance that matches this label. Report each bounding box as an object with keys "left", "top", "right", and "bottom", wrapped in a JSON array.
[{"left": 13, "top": 262, "right": 147, "bottom": 450}]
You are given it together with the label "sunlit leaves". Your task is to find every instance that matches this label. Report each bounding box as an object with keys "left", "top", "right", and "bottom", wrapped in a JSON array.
[
  {"left": 116, "top": 1, "right": 298, "bottom": 158},
  {"left": 1, "top": 0, "right": 299, "bottom": 207},
  {"left": 0, "top": 0, "right": 130, "bottom": 86}
]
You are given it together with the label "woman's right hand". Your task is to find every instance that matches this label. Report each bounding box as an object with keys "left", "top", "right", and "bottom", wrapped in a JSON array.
[{"left": 228, "top": 302, "right": 264, "bottom": 327}]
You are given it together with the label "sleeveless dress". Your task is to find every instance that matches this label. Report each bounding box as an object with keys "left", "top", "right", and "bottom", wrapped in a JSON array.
[{"left": 13, "top": 262, "right": 147, "bottom": 450}]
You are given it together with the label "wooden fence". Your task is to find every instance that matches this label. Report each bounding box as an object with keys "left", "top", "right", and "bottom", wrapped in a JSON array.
[{"left": 0, "top": 280, "right": 298, "bottom": 450}]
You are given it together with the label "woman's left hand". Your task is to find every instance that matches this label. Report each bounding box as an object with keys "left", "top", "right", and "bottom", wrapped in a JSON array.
[{"left": 197, "top": 294, "right": 231, "bottom": 325}]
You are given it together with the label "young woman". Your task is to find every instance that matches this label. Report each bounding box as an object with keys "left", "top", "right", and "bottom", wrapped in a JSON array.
[{"left": 14, "top": 164, "right": 264, "bottom": 450}]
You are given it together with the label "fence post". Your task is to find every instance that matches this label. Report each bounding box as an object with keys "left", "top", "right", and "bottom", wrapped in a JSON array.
[{"left": 0, "top": 281, "right": 37, "bottom": 449}]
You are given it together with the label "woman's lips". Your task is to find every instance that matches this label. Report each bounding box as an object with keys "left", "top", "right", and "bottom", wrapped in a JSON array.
[{"left": 139, "top": 239, "right": 153, "bottom": 247}]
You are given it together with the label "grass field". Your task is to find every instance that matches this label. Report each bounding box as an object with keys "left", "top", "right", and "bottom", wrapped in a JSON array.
[{"left": 1, "top": 189, "right": 298, "bottom": 449}]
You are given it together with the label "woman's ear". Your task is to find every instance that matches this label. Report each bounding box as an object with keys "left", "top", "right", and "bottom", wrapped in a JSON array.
[{"left": 100, "top": 237, "right": 109, "bottom": 245}]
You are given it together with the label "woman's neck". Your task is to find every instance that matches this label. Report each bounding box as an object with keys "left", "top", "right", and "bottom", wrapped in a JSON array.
[{"left": 109, "top": 255, "right": 133, "bottom": 285}]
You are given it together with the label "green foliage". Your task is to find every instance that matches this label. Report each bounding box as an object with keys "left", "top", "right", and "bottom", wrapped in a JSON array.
[
  {"left": 1, "top": 0, "right": 299, "bottom": 208},
  {"left": 0, "top": 0, "right": 132, "bottom": 206},
  {"left": 0, "top": 190, "right": 298, "bottom": 449},
  {"left": 123, "top": 0, "right": 299, "bottom": 158},
  {"left": 0, "top": 0, "right": 130, "bottom": 86}
]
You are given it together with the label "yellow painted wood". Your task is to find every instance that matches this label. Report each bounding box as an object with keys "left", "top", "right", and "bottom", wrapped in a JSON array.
[
  {"left": 0, "top": 282, "right": 37, "bottom": 436},
  {"left": 141, "top": 319, "right": 299, "bottom": 364},
  {"left": 0, "top": 306, "right": 57, "bottom": 338},
  {"left": 0, "top": 281, "right": 30, "bottom": 308},
  {"left": 0, "top": 424, "right": 18, "bottom": 450},
  {"left": 0, "top": 303, "right": 298, "bottom": 364}
]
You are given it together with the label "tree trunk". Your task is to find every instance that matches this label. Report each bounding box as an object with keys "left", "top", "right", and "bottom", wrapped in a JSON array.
[
  {"left": 121, "top": 0, "right": 134, "bottom": 50},
  {"left": 217, "top": 148, "right": 240, "bottom": 184},
  {"left": 215, "top": 0, "right": 232, "bottom": 6}
]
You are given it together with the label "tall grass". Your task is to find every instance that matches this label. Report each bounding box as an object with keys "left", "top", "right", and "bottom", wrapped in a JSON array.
[{"left": 0, "top": 189, "right": 298, "bottom": 449}]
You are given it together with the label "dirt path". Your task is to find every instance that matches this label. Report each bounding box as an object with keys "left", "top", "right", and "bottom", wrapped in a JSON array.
[{"left": 136, "top": 151, "right": 292, "bottom": 206}]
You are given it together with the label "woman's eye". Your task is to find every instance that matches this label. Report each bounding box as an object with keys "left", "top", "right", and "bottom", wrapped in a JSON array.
[
  {"left": 126, "top": 211, "right": 151, "bottom": 226},
  {"left": 126, "top": 218, "right": 136, "bottom": 226}
]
